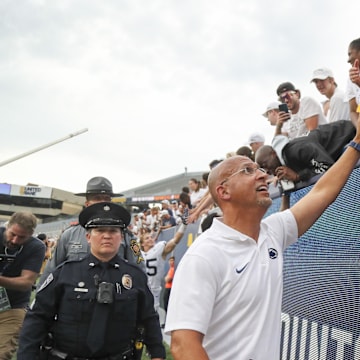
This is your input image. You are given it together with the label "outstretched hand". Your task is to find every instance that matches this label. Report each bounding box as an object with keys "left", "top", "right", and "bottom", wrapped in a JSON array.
[{"left": 186, "top": 211, "right": 198, "bottom": 224}]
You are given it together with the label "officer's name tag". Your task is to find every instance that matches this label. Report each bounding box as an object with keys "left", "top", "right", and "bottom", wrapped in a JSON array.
[
  {"left": 0, "top": 287, "right": 11, "bottom": 313},
  {"left": 70, "top": 244, "right": 83, "bottom": 250},
  {"left": 74, "top": 288, "right": 88, "bottom": 292}
]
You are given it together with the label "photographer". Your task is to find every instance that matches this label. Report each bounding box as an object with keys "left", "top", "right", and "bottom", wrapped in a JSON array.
[
  {"left": 17, "top": 202, "right": 165, "bottom": 360},
  {"left": 0, "top": 212, "right": 45, "bottom": 360},
  {"left": 275, "top": 82, "right": 327, "bottom": 140}
]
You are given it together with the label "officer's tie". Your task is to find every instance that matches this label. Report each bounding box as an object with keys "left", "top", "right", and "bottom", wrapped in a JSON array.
[{"left": 86, "top": 272, "right": 111, "bottom": 353}]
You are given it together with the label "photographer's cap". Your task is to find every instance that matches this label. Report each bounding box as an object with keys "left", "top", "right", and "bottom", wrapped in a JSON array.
[
  {"left": 310, "top": 67, "right": 334, "bottom": 82},
  {"left": 276, "top": 82, "right": 297, "bottom": 96},
  {"left": 262, "top": 101, "right": 282, "bottom": 117},
  {"left": 79, "top": 202, "right": 131, "bottom": 229},
  {"left": 75, "top": 177, "right": 123, "bottom": 197}
]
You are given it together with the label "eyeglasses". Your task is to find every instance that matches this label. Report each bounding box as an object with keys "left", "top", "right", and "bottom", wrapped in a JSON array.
[
  {"left": 220, "top": 166, "right": 266, "bottom": 185},
  {"left": 279, "top": 91, "right": 296, "bottom": 102}
]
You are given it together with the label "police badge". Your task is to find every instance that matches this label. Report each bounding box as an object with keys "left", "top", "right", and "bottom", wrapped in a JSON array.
[{"left": 122, "top": 274, "right": 132, "bottom": 290}]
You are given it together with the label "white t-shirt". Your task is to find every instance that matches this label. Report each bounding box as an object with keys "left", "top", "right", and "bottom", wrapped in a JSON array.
[
  {"left": 190, "top": 188, "right": 207, "bottom": 207},
  {"left": 286, "top": 97, "right": 327, "bottom": 139},
  {"left": 345, "top": 78, "right": 360, "bottom": 104},
  {"left": 146, "top": 214, "right": 160, "bottom": 230},
  {"left": 328, "top": 87, "right": 350, "bottom": 123},
  {"left": 165, "top": 209, "right": 298, "bottom": 360}
]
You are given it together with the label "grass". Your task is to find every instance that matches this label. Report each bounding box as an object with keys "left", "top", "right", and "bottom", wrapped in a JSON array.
[{"left": 142, "top": 342, "right": 173, "bottom": 359}]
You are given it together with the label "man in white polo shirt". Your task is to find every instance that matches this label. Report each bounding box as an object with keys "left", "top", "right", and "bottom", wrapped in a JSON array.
[{"left": 165, "top": 112, "right": 360, "bottom": 360}]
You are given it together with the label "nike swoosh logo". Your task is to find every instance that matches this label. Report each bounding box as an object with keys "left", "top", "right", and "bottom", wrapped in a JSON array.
[{"left": 235, "top": 263, "right": 248, "bottom": 274}]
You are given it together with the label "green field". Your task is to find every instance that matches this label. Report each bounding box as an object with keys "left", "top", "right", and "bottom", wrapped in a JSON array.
[{"left": 143, "top": 342, "right": 173, "bottom": 359}]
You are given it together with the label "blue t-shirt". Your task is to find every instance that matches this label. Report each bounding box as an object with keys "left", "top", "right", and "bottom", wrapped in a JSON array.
[{"left": 161, "top": 216, "right": 176, "bottom": 227}]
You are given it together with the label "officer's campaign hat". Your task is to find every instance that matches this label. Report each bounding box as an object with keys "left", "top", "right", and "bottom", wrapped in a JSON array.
[
  {"left": 75, "top": 177, "right": 123, "bottom": 197},
  {"left": 79, "top": 202, "right": 131, "bottom": 229}
]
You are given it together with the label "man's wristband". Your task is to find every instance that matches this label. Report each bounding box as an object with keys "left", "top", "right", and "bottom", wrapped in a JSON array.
[{"left": 349, "top": 141, "right": 360, "bottom": 152}]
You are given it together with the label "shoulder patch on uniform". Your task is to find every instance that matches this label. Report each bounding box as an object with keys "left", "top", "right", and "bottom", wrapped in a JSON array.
[
  {"left": 37, "top": 273, "right": 54, "bottom": 292},
  {"left": 130, "top": 239, "right": 145, "bottom": 264}
]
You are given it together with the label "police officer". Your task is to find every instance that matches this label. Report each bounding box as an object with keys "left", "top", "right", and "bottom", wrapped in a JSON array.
[
  {"left": 17, "top": 202, "right": 165, "bottom": 360},
  {"left": 38, "top": 176, "right": 145, "bottom": 289}
]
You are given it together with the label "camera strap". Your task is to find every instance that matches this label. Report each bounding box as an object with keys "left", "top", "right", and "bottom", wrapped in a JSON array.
[
  {"left": 0, "top": 228, "right": 6, "bottom": 253},
  {"left": 0, "top": 229, "right": 10, "bottom": 274}
]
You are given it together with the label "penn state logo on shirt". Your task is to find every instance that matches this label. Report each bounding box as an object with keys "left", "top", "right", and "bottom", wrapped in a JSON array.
[{"left": 268, "top": 248, "right": 278, "bottom": 259}]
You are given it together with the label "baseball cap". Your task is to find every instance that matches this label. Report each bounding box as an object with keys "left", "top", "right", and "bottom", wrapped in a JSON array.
[
  {"left": 160, "top": 210, "right": 169, "bottom": 217},
  {"left": 79, "top": 202, "right": 131, "bottom": 229},
  {"left": 310, "top": 67, "right": 334, "bottom": 82},
  {"left": 75, "top": 177, "right": 123, "bottom": 197},
  {"left": 276, "top": 82, "right": 297, "bottom": 96},
  {"left": 248, "top": 132, "right": 265, "bottom": 144},
  {"left": 161, "top": 199, "right": 170, "bottom": 205},
  {"left": 262, "top": 101, "right": 282, "bottom": 117}
]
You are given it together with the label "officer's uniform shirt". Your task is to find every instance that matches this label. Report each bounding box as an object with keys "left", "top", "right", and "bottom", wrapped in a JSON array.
[
  {"left": 17, "top": 253, "right": 165, "bottom": 359},
  {"left": 38, "top": 224, "right": 145, "bottom": 288}
]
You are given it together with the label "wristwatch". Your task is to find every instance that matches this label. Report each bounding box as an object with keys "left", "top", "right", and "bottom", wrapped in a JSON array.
[{"left": 349, "top": 141, "right": 360, "bottom": 152}]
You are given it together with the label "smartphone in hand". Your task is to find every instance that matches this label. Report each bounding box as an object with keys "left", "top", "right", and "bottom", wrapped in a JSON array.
[{"left": 278, "top": 103, "right": 289, "bottom": 113}]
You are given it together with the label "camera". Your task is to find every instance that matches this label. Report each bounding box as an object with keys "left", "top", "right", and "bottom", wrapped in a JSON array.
[
  {"left": 0, "top": 253, "right": 16, "bottom": 263},
  {"left": 97, "top": 282, "right": 114, "bottom": 304},
  {"left": 0, "top": 254, "right": 16, "bottom": 274},
  {"left": 278, "top": 103, "right": 289, "bottom": 113}
]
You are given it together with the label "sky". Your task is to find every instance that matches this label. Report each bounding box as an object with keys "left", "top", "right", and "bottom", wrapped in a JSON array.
[{"left": 0, "top": 0, "right": 359, "bottom": 194}]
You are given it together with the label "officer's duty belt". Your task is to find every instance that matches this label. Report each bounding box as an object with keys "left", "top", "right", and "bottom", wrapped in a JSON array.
[
  {"left": 49, "top": 347, "right": 133, "bottom": 360},
  {"left": 66, "top": 356, "right": 131, "bottom": 360}
]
